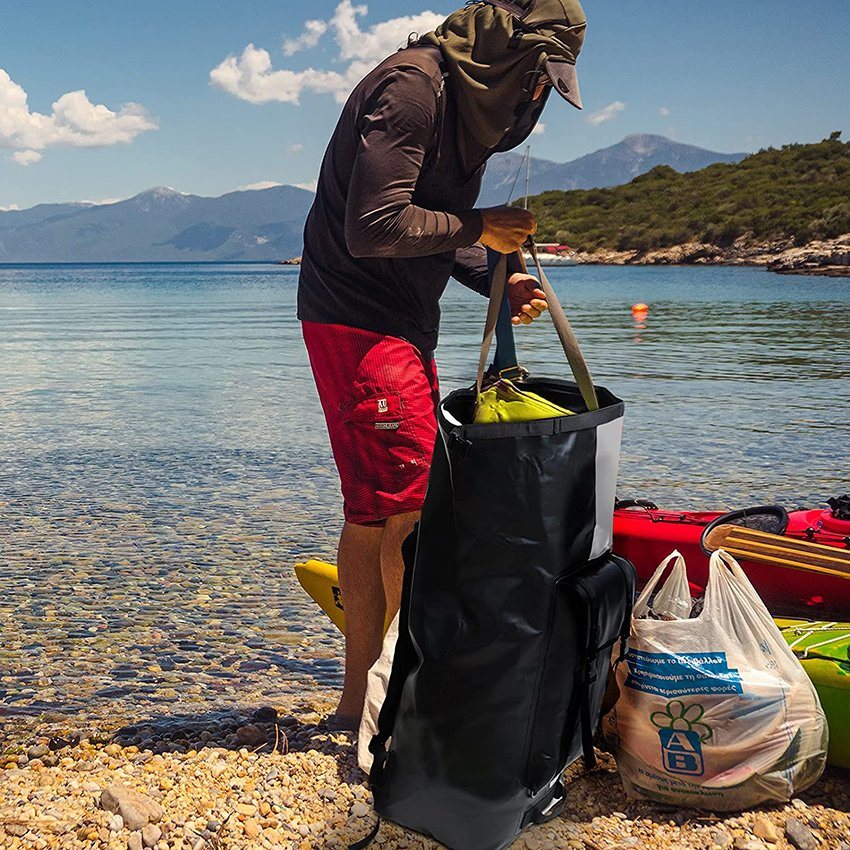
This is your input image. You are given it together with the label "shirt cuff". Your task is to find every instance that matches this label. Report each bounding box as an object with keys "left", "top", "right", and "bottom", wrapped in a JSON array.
[{"left": 457, "top": 209, "right": 484, "bottom": 245}]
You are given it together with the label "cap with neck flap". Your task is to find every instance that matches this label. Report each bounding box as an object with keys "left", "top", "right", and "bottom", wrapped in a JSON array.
[
  {"left": 489, "top": 0, "right": 585, "bottom": 109},
  {"left": 420, "top": 0, "right": 586, "bottom": 173}
]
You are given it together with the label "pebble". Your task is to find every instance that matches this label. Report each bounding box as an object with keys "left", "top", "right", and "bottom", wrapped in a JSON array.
[
  {"left": 734, "top": 840, "right": 767, "bottom": 850},
  {"left": 784, "top": 817, "right": 818, "bottom": 850},
  {"left": 710, "top": 828, "right": 734, "bottom": 848},
  {"left": 128, "top": 835, "right": 143, "bottom": 850},
  {"left": 752, "top": 814, "right": 781, "bottom": 843},
  {"left": 101, "top": 783, "right": 164, "bottom": 831},
  {"left": 236, "top": 724, "right": 267, "bottom": 747},
  {"left": 142, "top": 824, "right": 163, "bottom": 847},
  {"left": 351, "top": 801, "right": 370, "bottom": 818}
]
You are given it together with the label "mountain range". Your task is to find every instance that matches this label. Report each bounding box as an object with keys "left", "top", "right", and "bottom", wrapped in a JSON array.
[
  {"left": 479, "top": 134, "right": 747, "bottom": 206},
  {"left": 0, "top": 135, "right": 747, "bottom": 262}
]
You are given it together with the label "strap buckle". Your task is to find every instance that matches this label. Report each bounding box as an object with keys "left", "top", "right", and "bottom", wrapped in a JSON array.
[{"left": 498, "top": 365, "right": 528, "bottom": 382}]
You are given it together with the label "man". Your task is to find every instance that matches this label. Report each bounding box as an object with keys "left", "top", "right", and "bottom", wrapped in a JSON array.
[{"left": 298, "top": 0, "right": 587, "bottom": 728}]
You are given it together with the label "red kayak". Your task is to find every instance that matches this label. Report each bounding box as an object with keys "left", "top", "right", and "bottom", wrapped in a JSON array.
[{"left": 612, "top": 496, "right": 850, "bottom": 618}]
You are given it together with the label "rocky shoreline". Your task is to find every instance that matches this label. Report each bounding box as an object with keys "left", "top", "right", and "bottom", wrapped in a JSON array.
[
  {"left": 571, "top": 234, "right": 850, "bottom": 277},
  {"left": 1, "top": 694, "right": 848, "bottom": 850}
]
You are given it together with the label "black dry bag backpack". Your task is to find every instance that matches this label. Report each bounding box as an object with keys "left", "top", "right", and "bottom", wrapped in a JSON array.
[{"left": 363, "top": 247, "right": 636, "bottom": 850}]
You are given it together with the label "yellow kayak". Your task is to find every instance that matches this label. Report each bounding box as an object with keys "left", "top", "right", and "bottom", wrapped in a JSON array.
[
  {"left": 294, "top": 559, "right": 392, "bottom": 635},
  {"left": 296, "top": 560, "right": 850, "bottom": 769}
]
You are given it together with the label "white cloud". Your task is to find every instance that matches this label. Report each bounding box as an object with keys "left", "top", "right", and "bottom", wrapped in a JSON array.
[
  {"left": 288, "top": 143, "right": 304, "bottom": 154},
  {"left": 296, "top": 180, "right": 318, "bottom": 192},
  {"left": 659, "top": 106, "right": 670, "bottom": 117},
  {"left": 77, "top": 197, "right": 123, "bottom": 206},
  {"left": 283, "top": 19, "right": 329, "bottom": 56},
  {"left": 586, "top": 101, "right": 626, "bottom": 126},
  {"left": 240, "top": 180, "right": 284, "bottom": 191},
  {"left": 12, "top": 149, "right": 42, "bottom": 166},
  {"left": 211, "top": 1, "right": 444, "bottom": 106},
  {"left": 0, "top": 69, "right": 157, "bottom": 162},
  {"left": 531, "top": 123, "right": 546, "bottom": 136},
  {"left": 0, "top": 203, "right": 21, "bottom": 211},
  {"left": 209, "top": 44, "right": 344, "bottom": 105}
]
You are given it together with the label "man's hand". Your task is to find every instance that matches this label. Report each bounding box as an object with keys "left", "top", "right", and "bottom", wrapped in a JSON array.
[
  {"left": 479, "top": 206, "right": 537, "bottom": 254},
  {"left": 508, "top": 273, "right": 548, "bottom": 325}
]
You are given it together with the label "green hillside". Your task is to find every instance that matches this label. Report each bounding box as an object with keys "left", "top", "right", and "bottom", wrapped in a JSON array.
[{"left": 525, "top": 135, "right": 850, "bottom": 252}]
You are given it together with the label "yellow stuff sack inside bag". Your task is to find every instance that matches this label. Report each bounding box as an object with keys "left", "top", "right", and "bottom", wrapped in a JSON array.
[{"left": 474, "top": 379, "right": 575, "bottom": 424}]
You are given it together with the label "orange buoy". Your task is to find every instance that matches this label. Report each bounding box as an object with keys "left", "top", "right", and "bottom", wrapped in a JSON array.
[{"left": 631, "top": 302, "right": 649, "bottom": 318}]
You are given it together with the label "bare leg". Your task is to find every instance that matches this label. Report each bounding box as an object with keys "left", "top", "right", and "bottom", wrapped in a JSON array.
[
  {"left": 381, "top": 511, "right": 420, "bottom": 622},
  {"left": 335, "top": 520, "right": 384, "bottom": 721}
]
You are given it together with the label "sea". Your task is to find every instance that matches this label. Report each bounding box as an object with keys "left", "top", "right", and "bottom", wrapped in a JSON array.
[{"left": 0, "top": 262, "right": 848, "bottom": 741}]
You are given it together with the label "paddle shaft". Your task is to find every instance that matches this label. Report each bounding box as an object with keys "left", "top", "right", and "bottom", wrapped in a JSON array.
[{"left": 703, "top": 524, "right": 850, "bottom": 581}]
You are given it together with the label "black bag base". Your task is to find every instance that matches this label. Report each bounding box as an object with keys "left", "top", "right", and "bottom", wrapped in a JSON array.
[{"left": 369, "top": 550, "right": 635, "bottom": 850}]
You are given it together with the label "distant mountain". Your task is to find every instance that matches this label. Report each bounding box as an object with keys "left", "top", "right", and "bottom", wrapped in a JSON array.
[
  {"left": 527, "top": 137, "right": 850, "bottom": 251},
  {"left": 478, "top": 134, "right": 748, "bottom": 206},
  {"left": 0, "top": 135, "right": 748, "bottom": 262},
  {"left": 0, "top": 185, "right": 315, "bottom": 262}
]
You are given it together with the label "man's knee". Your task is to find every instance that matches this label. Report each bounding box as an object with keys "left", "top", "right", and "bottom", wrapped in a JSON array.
[{"left": 383, "top": 510, "right": 420, "bottom": 547}]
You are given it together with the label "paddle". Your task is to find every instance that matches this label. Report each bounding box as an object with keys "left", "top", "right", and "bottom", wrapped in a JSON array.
[{"left": 703, "top": 524, "right": 850, "bottom": 581}]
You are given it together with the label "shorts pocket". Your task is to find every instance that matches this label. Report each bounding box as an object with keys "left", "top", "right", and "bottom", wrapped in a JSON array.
[{"left": 342, "top": 393, "right": 434, "bottom": 483}]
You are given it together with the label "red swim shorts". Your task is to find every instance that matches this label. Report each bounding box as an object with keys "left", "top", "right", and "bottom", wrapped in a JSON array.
[{"left": 302, "top": 321, "right": 440, "bottom": 526}]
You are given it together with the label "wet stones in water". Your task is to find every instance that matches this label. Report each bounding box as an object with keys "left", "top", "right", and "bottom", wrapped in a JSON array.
[
  {"left": 238, "top": 659, "right": 270, "bottom": 672},
  {"left": 49, "top": 734, "right": 79, "bottom": 751},
  {"left": 252, "top": 706, "right": 277, "bottom": 723},
  {"left": 236, "top": 724, "right": 268, "bottom": 747},
  {"left": 111, "top": 668, "right": 140, "bottom": 680}
]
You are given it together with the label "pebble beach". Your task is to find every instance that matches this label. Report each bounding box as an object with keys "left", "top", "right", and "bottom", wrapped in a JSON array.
[{"left": 1, "top": 695, "right": 849, "bottom": 850}]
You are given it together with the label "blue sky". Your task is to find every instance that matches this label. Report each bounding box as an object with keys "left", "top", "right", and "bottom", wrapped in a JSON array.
[{"left": 1, "top": 0, "right": 847, "bottom": 210}]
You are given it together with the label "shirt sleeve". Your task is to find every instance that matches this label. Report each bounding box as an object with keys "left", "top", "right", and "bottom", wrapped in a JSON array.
[
  {"left": 451, "top": 246, "right": 531, "bottom": 297},
  {"left": 345, "top": 67, "right": 484, "bottom": 259}
]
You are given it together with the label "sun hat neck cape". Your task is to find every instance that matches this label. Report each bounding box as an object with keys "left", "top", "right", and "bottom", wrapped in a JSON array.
[{"left": 420, "top": 0, "right": 586, "bottom": 172}]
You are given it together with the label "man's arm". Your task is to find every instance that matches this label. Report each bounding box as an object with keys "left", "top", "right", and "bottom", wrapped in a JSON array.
[
  {"left": 453, "top": 245, "right": 549, "bottom": 326},
  {"left": 345, "top": 68, "right": 483, "bottom": 259},
  {"left": 452, "top": 244, "right": 490, "bottom": 295},
  {"left": 344, "top": 67, "right": 536, "bottom": 259},
  {"left": 451, "top": 245, "right": 530, "bottom": 296}
]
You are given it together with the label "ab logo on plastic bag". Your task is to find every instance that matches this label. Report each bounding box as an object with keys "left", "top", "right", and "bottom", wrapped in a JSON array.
[{"left": 651, "top": 700, "right": 713, "bottom": 777}]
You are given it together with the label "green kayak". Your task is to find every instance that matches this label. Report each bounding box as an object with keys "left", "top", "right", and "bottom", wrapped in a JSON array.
[{"left": 778, "top": 619, "right": 850, "bottom": 769}]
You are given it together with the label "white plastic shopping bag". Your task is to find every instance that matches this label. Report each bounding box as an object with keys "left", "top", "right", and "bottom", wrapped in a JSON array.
[
  {"left": 358, "top": 614, "right": 399, "bottom": 773},
  {"left": 605, "top": 549, "right": 827, "bottom": 810}
]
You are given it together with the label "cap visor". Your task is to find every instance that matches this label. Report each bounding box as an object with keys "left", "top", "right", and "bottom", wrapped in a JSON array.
[{"left": 544, "top": 58, "right": 582, "bottom": 110}]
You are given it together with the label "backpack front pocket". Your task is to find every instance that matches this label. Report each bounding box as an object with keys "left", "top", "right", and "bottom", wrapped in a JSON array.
[{"left": 525, "top": 554, "right": 635, "bottom": 794}]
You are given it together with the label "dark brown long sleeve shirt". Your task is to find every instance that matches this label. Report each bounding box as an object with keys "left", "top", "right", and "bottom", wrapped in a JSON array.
[{"left": 297, "top": 45, "right": 497, "bottom": 355}]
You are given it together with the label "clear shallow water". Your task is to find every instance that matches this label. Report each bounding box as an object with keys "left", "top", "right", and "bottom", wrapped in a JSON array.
[{"left": 1, "top": 263, "right": 848, "bottom": 740}]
